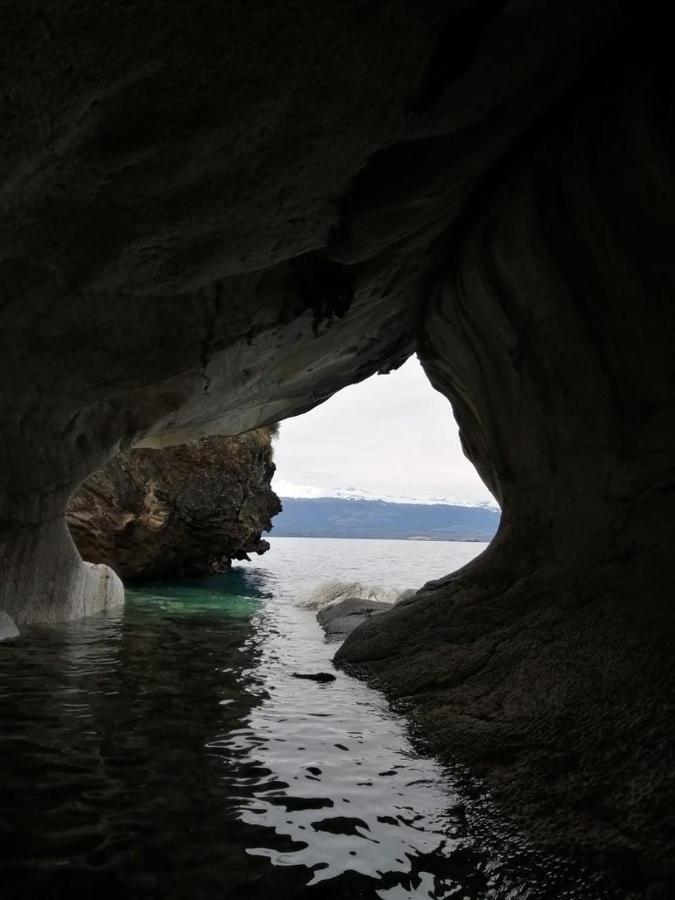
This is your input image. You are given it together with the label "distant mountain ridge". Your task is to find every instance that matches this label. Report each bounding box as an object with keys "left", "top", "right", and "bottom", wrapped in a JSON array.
[
  {"left": 271, "top": 494, "right": 500, "bottom": 542},
  {"left": 273, "top": 481, "right": 499, "bottom": 510}
]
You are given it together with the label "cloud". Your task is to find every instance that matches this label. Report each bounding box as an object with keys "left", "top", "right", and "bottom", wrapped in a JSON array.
[{"left": 273, "top": 356, "right": 494, "bottom": 505}]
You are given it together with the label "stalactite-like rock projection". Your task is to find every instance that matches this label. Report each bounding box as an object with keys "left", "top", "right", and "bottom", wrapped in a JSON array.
[{"left": 0, "top": 2, "right": 672, "bottom": 891}]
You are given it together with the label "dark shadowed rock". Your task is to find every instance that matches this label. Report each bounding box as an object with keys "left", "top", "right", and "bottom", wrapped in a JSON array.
[
  {"left": 337, "top": 36, "right": 675, "bottom": 894},
  {"left": 0, "top": 0, "right": 622, "bottom": 624},
  {"left": 67, "top": 430, "right": 281, "bottom": 578},
  {"left": 292, "top": 672, "right": 336, "bottom": 684},
  {"left": 0, "top": 3, "right": 673, "bottom": 891}
]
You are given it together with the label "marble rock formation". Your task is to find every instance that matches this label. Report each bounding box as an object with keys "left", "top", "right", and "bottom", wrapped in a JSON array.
[
  {"left": 1, "top": 2, "right": 673, "bottom": 891},
  {"left": 67, "top": 430, "right": 280, "bottom": 579}
]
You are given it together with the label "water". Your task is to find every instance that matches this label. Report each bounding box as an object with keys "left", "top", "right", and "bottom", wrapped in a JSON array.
[{"left": 0, "top": 538, "right": 624, "bottom": 899}]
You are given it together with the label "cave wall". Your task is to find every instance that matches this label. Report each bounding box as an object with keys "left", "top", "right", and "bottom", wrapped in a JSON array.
[
  {"left": 338, "top": 42, "right": 675, "bottom": 893},
  {"left": 421, "top": 61, "right": 674, "bottom": 568},
  {"left": 0, "top": 0, "right": 621, "bottom": 623},
  {"left": 1, "top": 1, "right": 673, "bottom": 889}
]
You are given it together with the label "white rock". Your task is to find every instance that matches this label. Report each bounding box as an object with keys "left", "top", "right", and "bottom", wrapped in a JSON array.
[
  {"left": 297, "top": 580, "right": 415, "bottom": 611},
  {"left": 0, "top": 611, "right": 19, "bottom": 641}
]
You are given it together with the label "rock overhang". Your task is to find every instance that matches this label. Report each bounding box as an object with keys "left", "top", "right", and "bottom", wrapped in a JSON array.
[{"left": 1, "top": 4, "right": 674, "bottom": 889}]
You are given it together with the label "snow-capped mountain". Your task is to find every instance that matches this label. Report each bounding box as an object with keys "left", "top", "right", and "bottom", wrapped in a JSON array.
[
  {"left": 270, "top": 482, "right": 501, "bottom": 542},
  {"left": 274, "top": 480, "right": 500, "bottom": 511}
]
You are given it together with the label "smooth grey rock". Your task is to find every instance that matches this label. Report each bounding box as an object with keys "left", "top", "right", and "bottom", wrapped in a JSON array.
[
  {"left": 1, "top": 520, "right": 125, "bottom": 625},
  {"left": 318, "top": 598, "right": 390, "bottom": 641},
  {"left": 0, "top": 611, "right": 19, "bottom": 641},
  {"left": 317, "top": 598, "right": 390, "bottom": 626}
]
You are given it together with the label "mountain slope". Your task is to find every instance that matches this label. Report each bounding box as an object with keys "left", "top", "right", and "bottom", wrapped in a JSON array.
[{"left": 272, "top": 496, "right": 500, "bottom": 541}]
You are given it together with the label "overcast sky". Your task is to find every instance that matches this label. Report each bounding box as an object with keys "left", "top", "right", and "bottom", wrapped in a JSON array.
[{"left": 273, "top": 356, "right": 495, "bottom": 506}]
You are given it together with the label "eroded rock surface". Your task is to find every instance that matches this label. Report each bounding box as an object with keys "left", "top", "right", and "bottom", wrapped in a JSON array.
[
  {"left": 338, "top": 37, "right": 675, "bottom": 896},
  {"left": 67, "top": 429, "right": 280, "bottom": 579},
  {"left": 1, "top": 2, "right": 673, "bottom": 892},
  {"left": 0, "top": 0, "right": 619, "bottom": 624}
]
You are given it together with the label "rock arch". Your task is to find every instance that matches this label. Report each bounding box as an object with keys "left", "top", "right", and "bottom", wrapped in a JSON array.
[{"left": 1, "top": 1, "right": 672, "bottom": 889}]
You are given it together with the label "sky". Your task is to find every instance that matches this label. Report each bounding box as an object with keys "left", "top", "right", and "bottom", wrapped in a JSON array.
[{"left": 273, "top": 355, "right": 496, "bottom": 507}]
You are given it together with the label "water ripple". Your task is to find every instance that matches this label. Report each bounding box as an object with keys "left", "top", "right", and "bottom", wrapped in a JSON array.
[{"left": 0, "top": 539, "right": 631, "bottom": 898}]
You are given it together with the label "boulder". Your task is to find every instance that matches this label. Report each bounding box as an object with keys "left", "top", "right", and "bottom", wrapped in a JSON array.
[
  {"left": 318, "top": 598, "right": 390, "bottom": 642},
  {"left": 67, "top": 430, "right": 281, "bottom": 579}
]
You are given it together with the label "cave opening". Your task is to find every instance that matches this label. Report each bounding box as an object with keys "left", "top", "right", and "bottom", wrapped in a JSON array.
[
  {"left": 0, "top": 3, "right": 673, "bottom": 894},
  {"left": 272, "top": 353, "right": 499, "bottom": 536}
]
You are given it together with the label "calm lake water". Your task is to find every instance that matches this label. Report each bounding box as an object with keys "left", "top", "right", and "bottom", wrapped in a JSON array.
[{"left": 0, "top": 537, "right": 624, "bottom": 899}]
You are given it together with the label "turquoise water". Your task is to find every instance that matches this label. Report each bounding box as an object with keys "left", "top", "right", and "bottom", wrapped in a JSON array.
[{"left": 0, "top": 538, "right": 624, "bottom": 898}]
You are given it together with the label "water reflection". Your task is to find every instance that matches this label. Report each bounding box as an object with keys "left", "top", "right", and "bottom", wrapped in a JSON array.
[
  {"left": 0, "top": 564, "right": 627, "bottom": 899},
  {"left": 221, "top": 598, "right": 458, "bottom": 888},
  {"left": 214, "top": 572, "right": 625, "bottom": 899},
  {"left": 0, "top": 580, "right": 266, "bottom": 898}
]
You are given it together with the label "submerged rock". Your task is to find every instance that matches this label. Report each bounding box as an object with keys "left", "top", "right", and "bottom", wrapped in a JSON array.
[
  {"left": 291, "top": 672, "right": 336, "bottom": 683},
  {"left": 298, "top": 581, "right": 413, "bottom": 610},
  {"left": 67, "top": 430, "right": 281, "bottom": 579},
  {"left": 317, "top": 597, "right": 390, "bottom": 642}
]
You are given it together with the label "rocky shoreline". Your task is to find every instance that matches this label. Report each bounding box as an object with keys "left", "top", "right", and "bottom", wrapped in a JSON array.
[
  {"left": 333, "top": 550, "right": 675, "bottom": 900},
  {"left": 308, "top": 564, "right": 673, "bottom": 898}
]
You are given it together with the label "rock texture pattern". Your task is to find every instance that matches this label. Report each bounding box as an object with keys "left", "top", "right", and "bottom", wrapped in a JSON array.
[
  {"left": 1, "top": 2, "right": 673, "bottom": 893},
  {"left": 338, "top": 38, "right": 675, "bottom": 896},
  {"left": 0, "top": 0, "right": 620, "bottom": 624},
  {"left": 67, "top": 429, "right": 280, "bottom": 579}
]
